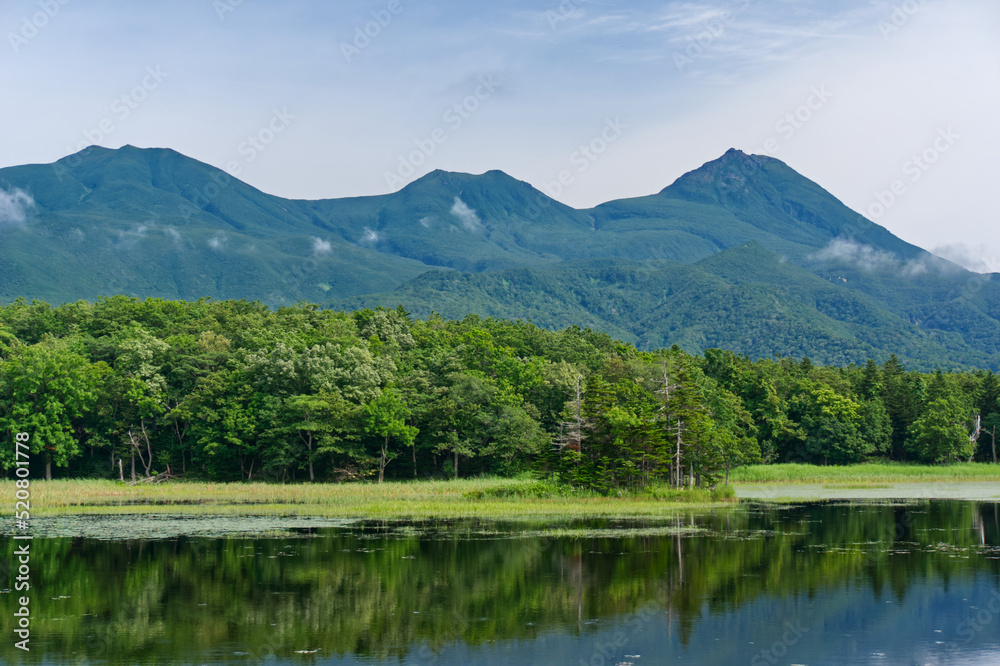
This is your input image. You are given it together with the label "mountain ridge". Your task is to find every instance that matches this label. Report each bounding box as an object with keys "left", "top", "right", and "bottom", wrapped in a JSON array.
[{"left": 1, "top": 145, "right": 996, "bottom": 370}]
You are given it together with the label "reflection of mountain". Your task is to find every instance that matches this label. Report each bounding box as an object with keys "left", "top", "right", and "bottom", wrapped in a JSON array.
[
  {"left": 2, "top": 502, "right": 998, "bottom": 662},
  {"left": 3, "top": 146, "right": 1000, "bottom": 368}
]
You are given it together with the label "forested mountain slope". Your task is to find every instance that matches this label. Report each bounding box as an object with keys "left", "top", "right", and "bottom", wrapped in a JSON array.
[{"left": 1, "top": 145, "right": 997, "bottom": 368}]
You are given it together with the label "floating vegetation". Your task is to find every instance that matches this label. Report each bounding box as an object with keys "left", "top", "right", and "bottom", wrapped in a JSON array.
[{"left": 7, "top": 514, "right": 357, "bottom": 540}]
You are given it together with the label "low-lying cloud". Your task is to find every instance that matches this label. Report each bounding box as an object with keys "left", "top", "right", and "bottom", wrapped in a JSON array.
[
  {"left": 450, "top": 197, "right": 482, "bottom": 232},
  {"left": 812, "top": 238, "right": 950, "bottom": 277},
  {"left": 0, "top": 187, "right": 35, "bottom": 227},
  {"left": 813, "top": 238, "right": 898, "bottom": 272},
  {"left": 932, "top": 243, "right": 1000, "bottom": 274},
  {"left": 312, "top": 237, "right": 332, "bottom": 255}
]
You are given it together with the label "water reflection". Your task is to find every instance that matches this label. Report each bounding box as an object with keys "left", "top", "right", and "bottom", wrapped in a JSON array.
[{"left": 1, "top": 501, "right": 998, "bottom": 664}]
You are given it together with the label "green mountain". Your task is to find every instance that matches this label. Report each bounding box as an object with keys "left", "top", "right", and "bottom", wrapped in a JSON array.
[{"left": 1, "top": 145, "right": 997, "bottom": 369}]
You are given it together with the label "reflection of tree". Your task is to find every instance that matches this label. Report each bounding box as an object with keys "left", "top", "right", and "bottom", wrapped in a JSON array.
[{"left": 1, "top": 502, "right": 999, "bottom": 662}]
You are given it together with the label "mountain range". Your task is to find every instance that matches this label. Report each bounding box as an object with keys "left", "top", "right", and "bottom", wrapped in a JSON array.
[{"left": 1, "top": 145, "right": 997, "bottom": 370}]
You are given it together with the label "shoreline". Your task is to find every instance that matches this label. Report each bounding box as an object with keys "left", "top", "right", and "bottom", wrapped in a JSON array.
[
  {"left": 735, "top": 481, "right": 1000, "bottom": 502},
  {"left": 2, "top": 472, "right": 998, "bottom": 521}
]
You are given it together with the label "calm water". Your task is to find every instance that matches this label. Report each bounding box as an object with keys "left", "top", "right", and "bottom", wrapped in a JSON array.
[{"left": 2, "top": 501, "right": 1000, "bottom": 665}]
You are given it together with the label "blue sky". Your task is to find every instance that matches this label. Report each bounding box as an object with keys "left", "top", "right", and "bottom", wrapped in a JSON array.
[{"left": 2, "top": 0, "right": 998, "bottom": 270}]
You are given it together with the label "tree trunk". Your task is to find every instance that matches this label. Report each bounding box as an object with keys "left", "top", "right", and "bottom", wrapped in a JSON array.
[
  {"left": 307, "top": 433, "right": 315, "bottom": 482},
  {"left": 675, "top": 421, "right": 683, "bottom": 489},
  {"left": 140, "top": 418, "right": 153, "bottom": 477},
  {"left": 454, "top": 450, "right": 459, "bottom": 480},
  {"left": 172, "top": 410, "right": 189, "bottom": 470},
  {"left": 379, "top": 434, "right": 389, "bottom": 484},
  {"left": 45, "top": 453, "right": 52, "bottom": 481},
  {"left": 130, "top": 452, "right": 136, "bottom": 482}
]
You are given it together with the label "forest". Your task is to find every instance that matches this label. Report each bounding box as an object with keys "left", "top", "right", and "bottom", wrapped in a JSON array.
[{"left": 0, "top": 297, "right": 997, "bottom": 490}]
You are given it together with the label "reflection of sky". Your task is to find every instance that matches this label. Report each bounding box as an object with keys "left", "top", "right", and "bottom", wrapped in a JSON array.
[
  {"left": 373, "top": 579, "right": 1000, "bottom": 666},
  {"left": 2, "top": 0, "right": 999, "bottom": 270}
]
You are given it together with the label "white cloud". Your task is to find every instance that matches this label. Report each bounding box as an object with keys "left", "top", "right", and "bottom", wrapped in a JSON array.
[
  {"left": 933, "top": 243, "right": 1000, "bottom": 274},
  {"left": 419, "top": 216, "right": 433, "bottom": 228},
  {"left": 813, "top": 238, "right": 899, "bottom": 272},
  {"left": 115, "top": 223, "right": 150, "bottom": 249},
  {"left": 208, "top": 234, "right": 226, "bottom": 250},
  {"left": 312, "top": 236, "right": 332, "bottom": 254},
  {"left": 0, "top": 188, "right": 34, "bottom": 226},
  {"left": 361, "top": 227, "right": 382, "bottom": 243},
  {"left": 450, "top": 197, "right": 482, "bottom": 231},
  {"left": 813, "top": 238, "right": 955, "bottom": 277}
]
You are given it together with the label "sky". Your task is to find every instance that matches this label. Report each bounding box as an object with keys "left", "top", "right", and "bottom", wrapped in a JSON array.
[{"left": 2, "top": 0, "right": 998, "bottom": 271}]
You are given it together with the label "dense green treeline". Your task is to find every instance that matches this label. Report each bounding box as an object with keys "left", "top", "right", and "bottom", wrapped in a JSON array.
[{"left": 0, "top": 297, "right": 997, "bottom": 488}]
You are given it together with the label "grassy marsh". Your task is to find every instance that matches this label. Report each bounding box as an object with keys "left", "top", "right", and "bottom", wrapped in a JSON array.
[
  {"left": 729, "top": 462, "right": 1000, "bottom": 484},
  {"left": 0, "top": 477, "right": 732, "bottom": 519}
]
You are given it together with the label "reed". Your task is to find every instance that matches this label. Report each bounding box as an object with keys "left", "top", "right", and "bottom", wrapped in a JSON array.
[
  {"left": 0, "top": 477, "right": 732, "bottom": 519},
  {"left": 729, "top": 462, "right": 1000, "bottom": 484}
]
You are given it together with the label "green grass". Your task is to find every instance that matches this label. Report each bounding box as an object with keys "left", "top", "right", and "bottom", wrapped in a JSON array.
[
  {"left": 0, "top": 477, "right": 734, "bottom": 519},
  {"left": 730, "top": 462, "right": 1000, "bottom": 484}
]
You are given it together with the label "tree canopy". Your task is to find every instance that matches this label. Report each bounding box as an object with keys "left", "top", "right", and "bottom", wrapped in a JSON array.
[{"left": 0, "top": 298, "right": 995, "bottom": 487}]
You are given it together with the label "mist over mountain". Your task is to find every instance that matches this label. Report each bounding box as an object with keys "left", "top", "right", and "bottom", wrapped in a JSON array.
[{"left": 1, "top": 145, "right": 997, "bottom": 370}]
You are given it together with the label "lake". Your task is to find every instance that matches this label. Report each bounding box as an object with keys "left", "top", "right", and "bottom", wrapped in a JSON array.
[{"left": 2, "top": 500, "right": 999, "bottom": 664}]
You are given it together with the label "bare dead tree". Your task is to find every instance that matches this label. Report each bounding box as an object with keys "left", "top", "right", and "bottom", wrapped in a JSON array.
[
  {"left": 969, "top": 414, "right": 983, "bottom": 463},
  {"left": 555, "top": 375, "right": 585, "bottom": 452}
]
